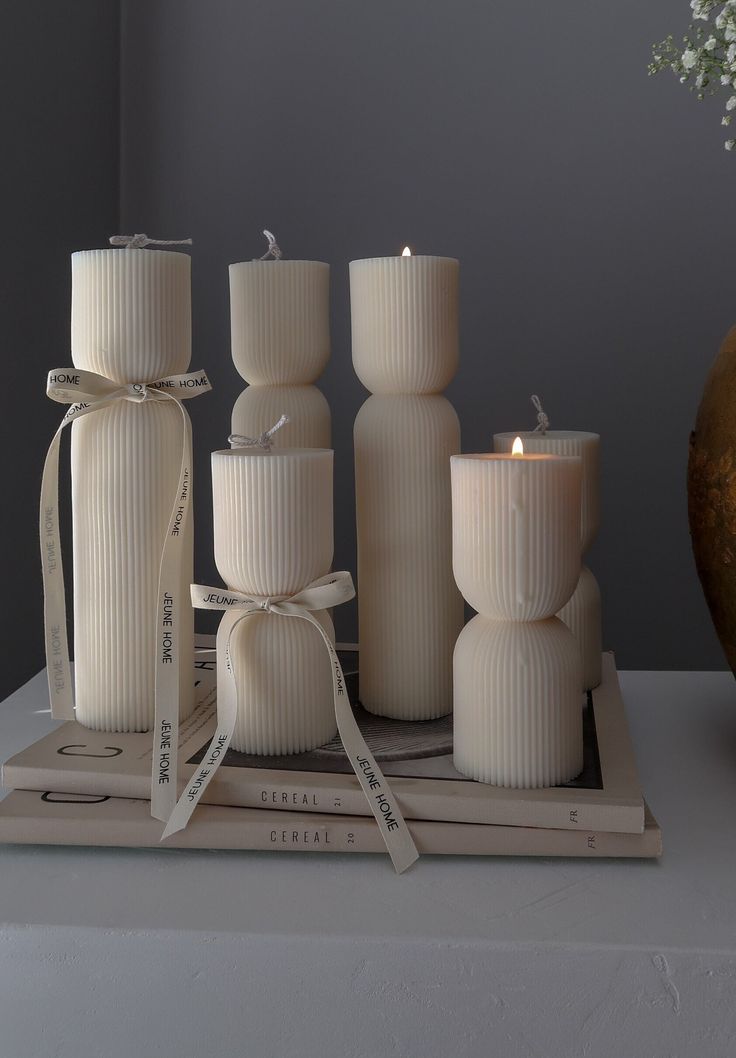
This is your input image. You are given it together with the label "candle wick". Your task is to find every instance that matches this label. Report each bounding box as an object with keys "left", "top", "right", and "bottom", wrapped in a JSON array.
[
  {"left": 109, "top": 234, "right": 193, "bottom": 249},
  {"left": 259, "top": 230, "right": 283, "bottom": 261},
  {"left": 228, "top": 414, "right": 290, "bottom": 451},
  {"left": 531, "top": 394, "right": 550, "bottom": 434}
]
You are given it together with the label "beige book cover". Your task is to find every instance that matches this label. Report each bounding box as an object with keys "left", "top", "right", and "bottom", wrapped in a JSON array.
[
  {"left": 0, "top": 790, "right": 662, "bottom": 859},
  {"left": 3, "top": 648, "right": 645, "bottom": 834}
]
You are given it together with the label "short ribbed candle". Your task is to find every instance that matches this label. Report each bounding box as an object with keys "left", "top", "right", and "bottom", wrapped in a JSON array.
[
  {"left": 232, "top": 384, "right": 331, "bottom": 449},
  {"left": 350, "top": 253, "right": 462, "bottom": 720},
  {"left": 494, "top": 430, "right": 602, "bottom": 688},
  {"left": 451, "top": 453, "right": 582, "bottom": 622},
  {"left": 451, "top": 451, "right": 583, "bottom": 788},
  {"left": 229, "top": 260, "right": 330, "bottom": 385},
  {"left": 453, "top": 616, "right": 583, "bottom": 787},
  {"left": 70, "top": 248, "right": 194, "bottom": 731},
  {"left": 211, "top": 448, "right": 336, "bottom": 753}
]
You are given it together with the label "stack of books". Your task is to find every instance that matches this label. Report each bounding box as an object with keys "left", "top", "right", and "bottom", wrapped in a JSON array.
[{"left": 0, "top": 643, "right": 661, "bottom": 859}]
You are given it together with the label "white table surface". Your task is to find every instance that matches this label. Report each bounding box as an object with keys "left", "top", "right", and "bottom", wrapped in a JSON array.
[{"left": 1, "top": 668, "right": 735, "bottom": 1058}]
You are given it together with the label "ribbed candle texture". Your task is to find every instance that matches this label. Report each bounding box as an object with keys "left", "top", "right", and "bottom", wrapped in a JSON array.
[
  {"left": 350, "top": 255, "right": 463, "bottom": 720},
  {"left": 451, "top": 452, "right": 583, "bottom": 787},
  {"left": 211, "top": 448, "right": 336, "bottom": 754},
  {"left": 451, "top": 454, "right": 581, "bottom": 621},
  {"left": 232, "top": 384, "right": 330, "bottom": 449},
  {"left": 70, "top": 248, "right": 194, "bottom": 731},
  {"left": 558, "top": 566, "right": 602, "bottom": 692},
  {"left": 230, "top": 260, "right": 331, "bottom": 448},
  {"left": 495, "top": 430, "right": 602, "bottom": 688},
  {"left": 453, "top": 617, "right": 583, "bottom": 787}
]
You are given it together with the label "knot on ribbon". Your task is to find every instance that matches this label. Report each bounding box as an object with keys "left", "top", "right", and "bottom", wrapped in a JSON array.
[
  {"left": 259, "top": 229, "right": 282, "bottom": 260},
  {"left": 109, "top": 234, "right": 193, "bottom": 249},
  {"left": 531, "top": 394, "right": 550, "bottom": 434},
  {"left": 127, "top": 382, "right": 148, "bottom": 402},
  {"left": 228, "top": 414, "right": 289, "bottom": 452}
]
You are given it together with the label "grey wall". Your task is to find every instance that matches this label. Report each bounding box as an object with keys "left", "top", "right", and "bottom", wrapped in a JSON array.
[
  {"left": 1, "top": 1, "right": 120, "bottom": 701},
  {"left": 119, "top": 0, "right": 734, "bottom": 672},
  {"left": 5, "top": 0, "right": 735, "bottom": 700}
]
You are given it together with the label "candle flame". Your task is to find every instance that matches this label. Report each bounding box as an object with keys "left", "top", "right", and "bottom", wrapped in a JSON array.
[
  {"left": 402, "top": 246, "right": 412, "bottom": 257},
  {"left": 512, "top": 436, "right": 524, "bottom": 456}
]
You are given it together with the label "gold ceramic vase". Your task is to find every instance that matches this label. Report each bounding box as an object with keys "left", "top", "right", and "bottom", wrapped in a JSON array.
[{"left": 688, "top": 324, "right": 736, "bottom": 672}]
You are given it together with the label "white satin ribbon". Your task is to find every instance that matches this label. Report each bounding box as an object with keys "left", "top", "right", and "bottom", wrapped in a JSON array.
[
  {"left": 162, "top": 572, "right": 419, "bottom": 874},
  {"left": 41, "top": 366, "right": 212, "bottom": 824}
]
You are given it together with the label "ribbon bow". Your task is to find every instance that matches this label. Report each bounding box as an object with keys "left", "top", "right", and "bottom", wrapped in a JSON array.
[
  {"left": 41, "top": 366, "right": 212, "bottom": 824},
  {"left": 228, "top": 414, "right": 289, "bottom": 452},
  {"left": 161, "top": 572, "right": 419, "bottom": 874}
]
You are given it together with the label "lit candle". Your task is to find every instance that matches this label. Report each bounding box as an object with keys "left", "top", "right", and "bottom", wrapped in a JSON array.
[
  {"left": 495, "top": 402, "right": 601, "bottom": 689},
  {"left": 350, "top": 247, "right": 463, "bottom": 720},
  {"left": 451, "top": 441, "right": 584, "bottom": 787},
  {"left": 230, "top": 231, "right": 331, "bottom": 448}
]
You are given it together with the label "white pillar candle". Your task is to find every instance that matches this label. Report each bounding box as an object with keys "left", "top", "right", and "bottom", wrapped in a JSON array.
[
  {"left": 229, "top": 256, "right": 331, "bottom": 446},
  {"left": 350, "top": 253, "right": 463, "bottom": 720},
  {"left": 70, "top": 247, "right": 194, "bottom": 731},
  {"left": 451, "top": 449, "right": 583, "bottom": 787},
  {"left": 211, "top": 447, "right": 336, "bottom": 754},
  {"left": 494, "top": 429, "right": 601, "bottom": 688}
]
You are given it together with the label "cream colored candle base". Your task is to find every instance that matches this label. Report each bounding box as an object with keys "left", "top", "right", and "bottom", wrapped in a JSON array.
[
  {"left": 354, "top": 394, "right": 463, "bottom": 720},
  {"left": 228, "top": 609, "right": 337, "bottom": 754},
  {"left": 232, "top": 384, "right": 331, "bottom": 448},
  {"left": 453, "top": 615, "right": 584, "bottom": 788},
  {"left": 558, "top": 566, "right": 602, "bottom": 691},
  {"left": 71, "top": 401, "right": 195, "bottom": 731}
]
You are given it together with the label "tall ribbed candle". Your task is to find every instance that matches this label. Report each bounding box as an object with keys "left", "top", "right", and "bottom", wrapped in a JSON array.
[
  {"left": 211, "top": 447, "right": 336, "bottom": 754},
  {"left": 451, "top": 451, "right": 583, "bottom": 787},
  {"left": 494, "top": 430, "right": 601, "bottom": 689},
  {"left": 230, "top": 259, "right": 331, "bottom": 447},
  {"left": 351, "top": 254, "right": 463, "bottom": 720},
  {"left": 70, "top": 247, "right": 194, "bottom": 730}
]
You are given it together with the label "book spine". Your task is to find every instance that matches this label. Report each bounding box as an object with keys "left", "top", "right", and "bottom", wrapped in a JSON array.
[
  {"left": 0, "top": 793, "right": 661, "bottom": 858},
  {"left": 2, "top": 763, "right": 644, "bottom": 835}
]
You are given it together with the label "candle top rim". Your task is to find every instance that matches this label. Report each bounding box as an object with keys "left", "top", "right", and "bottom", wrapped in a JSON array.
[
  {"left": 212, "top": 447, "right": 333, "bottom": 459},
  {"left": 494, "top": 430, "right": 599, "bottom": 442},
  {"left": 452, "top": 452, "right": 581, "bottom": 464},
  {"left": 349, "top": 254, "right": 458, "bottom": 267},
  {"left": 229, "top": 259, "right": 329, "bottom": 269},
  {"left": 72, "top": 248, "right": 190, "bottom": 259}
]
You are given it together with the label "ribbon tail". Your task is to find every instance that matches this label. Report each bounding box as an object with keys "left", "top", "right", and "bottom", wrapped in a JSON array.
[
  {"left": 161, "top": 608, "right": 246, "bottom": 839},
  {"left": 151, "top": 399, "right": 193, "bottom": 822},
  {"left": 288, "top": 609, "right": 419, "bottom": 874},
  {"left": 39, "top": 422, "right": 75, "bottom": 720},
  {"left": 39, "top": 398, "right": 115, "bottom": 720}
]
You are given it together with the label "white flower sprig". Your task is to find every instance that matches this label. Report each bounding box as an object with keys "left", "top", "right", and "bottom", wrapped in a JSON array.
[{"left": 650, "top": 0, "right": 736, "bottom": 150}]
